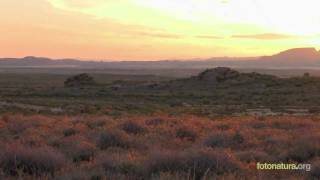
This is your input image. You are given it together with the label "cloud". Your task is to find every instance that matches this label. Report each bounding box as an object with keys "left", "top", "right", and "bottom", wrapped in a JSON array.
[
  {"left": 48, "top": 0, "right": 110, "bottom": 9},
  {"left": 134, "top": 32, "right": 182, "bottom": 39},
  {"left": 195, "top": 35, "right": 223, "bottom": 39},
  {"left": 232, "top": 33, "right": 299, "bottom": 40}
]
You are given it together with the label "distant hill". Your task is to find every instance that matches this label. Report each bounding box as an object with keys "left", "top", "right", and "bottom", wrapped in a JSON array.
[
  {"left": 0, "top": 47, "right": 319, "bottom": 69},
  {"left": 255, "top": 48, "right": 320, "bottom": 67}
]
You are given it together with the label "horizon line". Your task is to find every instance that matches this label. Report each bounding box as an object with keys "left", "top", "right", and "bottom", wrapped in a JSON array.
[{"left": 0, "top": 47, "right": 318, "bottom": 62}]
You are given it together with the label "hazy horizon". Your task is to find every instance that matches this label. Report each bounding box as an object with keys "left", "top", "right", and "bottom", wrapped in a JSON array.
[{"left": 1, "top": 0, "right": 320, "bottom": 61}]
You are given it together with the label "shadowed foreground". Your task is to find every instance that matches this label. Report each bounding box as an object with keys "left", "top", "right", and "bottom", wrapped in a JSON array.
[{"left": 0, "top": 114, "right": 319, "bottom": 179}]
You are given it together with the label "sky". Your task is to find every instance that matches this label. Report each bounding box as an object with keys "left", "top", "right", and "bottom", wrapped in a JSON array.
[{"left": 0, "top": 0, "right": 320, "bottom": 60}]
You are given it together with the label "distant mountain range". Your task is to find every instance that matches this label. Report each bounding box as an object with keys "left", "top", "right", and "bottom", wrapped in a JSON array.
[{"left": 1, "top": 47, "right": 319, "bottom": 69}]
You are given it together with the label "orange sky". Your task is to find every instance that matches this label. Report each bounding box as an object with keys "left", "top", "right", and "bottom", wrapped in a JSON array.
[{"left": 0, "top": 0, "right": 319, "bottom": 60}]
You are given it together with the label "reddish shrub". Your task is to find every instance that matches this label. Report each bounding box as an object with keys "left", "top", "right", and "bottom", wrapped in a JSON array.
[
  {"left": 145, "top": 118, "right": 164, "bottom": 126},
  {"left": 204, "top": 131, "right": 245, "bottom": 148},
  {"left": 62, "top": 141, "right": 96, "bottom": 162},
  {"left": 216, "top": 124, "right": 230, "bottom": 131},
  {"left": 120, "top": 121, "right": 145, "bottom": 135},
  {"left": 63, "top": 128, "right": 78, "bottom": 137},
  {"left": 0, "top": 144, "right": 66, "bottom": 176},
  {"left": 236, "top": 150, "right": 274, "bottom": 163},
  {"left": 175, "top": 127, "right": 197, "bottom": 141},
  {"left": 97, "top": 131, "right": 130, "bottom": 150},
  {"left": 145, "top": 148, "right": 241, "bottom": 180},
  {"left": 86, "top": 119, "right": 106, "bottom": 129},
  {"left": 55, "top": 167, "right": 104, "bottom": 180},
  {"left": 97, "top": 154, "right": 142, "bottom": 177},
  {"left": 310, "top": 160, "right": 320, "bottom": 179},
  {"left": 250, "top": 122, "right": 267, "bottom": 129},
  {"left": 7, "top": 119, "right": 38, "bottom": 135},
  {"left": 284, "top": 136, "right": 320, "bottom": 162},
  {"left": 271, "top": 120, "right": 305, "bottom": 130}
]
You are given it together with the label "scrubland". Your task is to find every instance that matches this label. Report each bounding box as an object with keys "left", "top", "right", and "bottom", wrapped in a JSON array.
[
  {"left": 1, "top": 69, "right": 320, "bottom": 179},
  {"left": 0, "top": 114, "right": 320, "bottom": 179}
]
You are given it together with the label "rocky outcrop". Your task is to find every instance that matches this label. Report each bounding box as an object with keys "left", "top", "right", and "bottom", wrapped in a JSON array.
[{"left": 64, "top": 73, "right": 96, "bottom": 87}]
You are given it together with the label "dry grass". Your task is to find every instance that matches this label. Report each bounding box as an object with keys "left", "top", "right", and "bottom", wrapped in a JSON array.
[{"left": 0, "top": 114, "right": 319, "bottom": 179}]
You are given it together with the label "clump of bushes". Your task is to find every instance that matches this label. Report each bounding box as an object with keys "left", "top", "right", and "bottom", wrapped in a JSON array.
[
  {"left": 250, "top": 121, "right": 267, "bottom": 129},
  {"left": 63, "top": 128, "right": 78, "bottom": 137},
  {"left": 7, "top": 119, "right": 38, "bottom": 135},
  {"left": 97, "top": 154, "right": 142, "bottom": 177},
  {"left": 86, "top": 119, "right": 106, "bottom": 129},
  {"left": 236, "top": 150, "right": 274, "bottom": 163},
  {"left": 204, "top": 131, "right": 245, "bottom": 148},
  {"left": 284, "top": 136, "right": 320, "bottom": 162},
  {"left": 310, "top": 160, "right": 320, "bottom": 179},
  {"left": 271, "top": 120, "right": 301, "bottom": 130},
  {"left": 216, "top": 124, "right": 230, "bottom": 130},
  {"left": 55, "top": 167, "right": 104, "bottom": 180},
  {"left": 97, "top": 131, "right": 130, "bottom": 150},
  {"left": 145, "top": 118, "right": 164, "bottom": 126},
  {"left": 63, "top": 141, "right": 96, "bottom": 162},
  {"left": 175, "top": 127, "right": 197, "bottom": 141},
  {"left": 120, "top": 121, "right": 145, "bottom": 135},
  {"left": 144, "top": 148, "right": 241, "bottom": 179},
  {"left": 0, "top": 144, "right": 66, "bottom": 176}
]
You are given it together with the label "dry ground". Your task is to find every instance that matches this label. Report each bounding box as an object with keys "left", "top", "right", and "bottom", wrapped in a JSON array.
[{"left": 0, "top": 114, "right": 320, "bottom": 179}]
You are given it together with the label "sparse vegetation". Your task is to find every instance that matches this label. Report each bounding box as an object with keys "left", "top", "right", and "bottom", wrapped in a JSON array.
[
  {"left": 2, "top": 68, "right": 320, "bottom": 116},
  {"left": 0, "top": 114, "right": 318, "bottom": 179},
  {"left": 0, "top": 68, "right": 319, "bottom": 179},
  {"left": 145, "top": 148, "right": 241, "bottom": 179},
  {"left": 0, "top": 144, "right": 66, "bottom": 177}
]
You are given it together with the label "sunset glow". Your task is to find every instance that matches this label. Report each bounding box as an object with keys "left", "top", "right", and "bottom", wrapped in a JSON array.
[{"left": 1, "top": 0, "right": 320, "bottom": 60}]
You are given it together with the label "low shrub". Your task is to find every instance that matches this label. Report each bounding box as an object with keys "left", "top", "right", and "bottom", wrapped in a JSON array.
[
  {"left": 284, "top": 137, "right": 319, "bottom": 162},
  {"left": 310, "top": 160, "right": 320, "bottom": 179},
  {"left": 204, "top": 131, "right": 245, "bottom": 148},
  {"left": 250, "top": 122, "right": 267, "bottom": 129},
  {"left": 236, "top": 150, "right": 274, "bottom": 163},
  {"left": 55, "top": 167, "right": 104, "bottom": 180},
  {"left": 86, "top": 120, "right": 106, "bottom": 129},
  {"left": 0, "top": 144, "right": 66, "bottom": 176},
  {"left": 97, "top": 131, "right": 130, "bottom": 150},
  {"left": 120, "top": 121, "right": 145, "bottom": 135},
  {"left": 7, "top": 119, "right": 38, "bottom": 135},
  {"left": 271, "top": 121, "right": 301, "bottom": 130},
  {"left": 63, "top": 128, "right": 78, "bottom": 137},
  {"left": 175, "top": 127, "right": 197, "bottom": 141},
  {"left": 216, "top": 124, "right": 230, "bottom": 131},
  {"left": 145, "top": 118, "right": 164, "bottom": 126},
  {"left": 98, "top": 155, "right": 142, "bottom": 176},
  {"left": 145, "top": 148, "right": 241, "bottom": 180},
  {"left": 63, "top": 141, "right": 96, "bottom": 162}
]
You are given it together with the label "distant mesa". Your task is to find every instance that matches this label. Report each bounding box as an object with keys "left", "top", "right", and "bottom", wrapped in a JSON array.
[
  {"left": 273, "top": 48, "right": 320, "bottom": 59},
  {"left": 64, "top": 73, "right": 96, "bottom": 87},
  {"left": 260, "top": 47, "right": 320, "bottom": 62},
  {"left": 197, "top": 67, "right": 240, "bottom": 82}
]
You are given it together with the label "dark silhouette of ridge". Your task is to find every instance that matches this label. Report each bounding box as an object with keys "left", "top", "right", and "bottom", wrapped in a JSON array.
[
  {"left": 0, "top": 47, "right": 319, "bottom": 69},
  {"left": 149, "top": 67, "right": 279, "bottom": 92},
  {"left": 257, "top": 47, "right": 320, "bottom": 67},
  {"left": 274, "top": 48, "right": 320, "bottom": 60}
]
